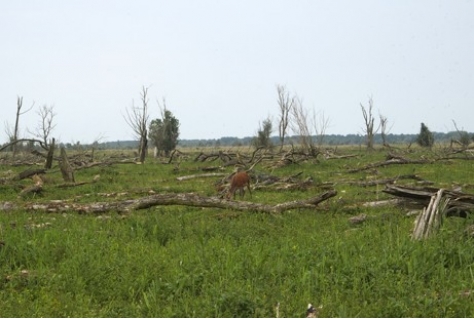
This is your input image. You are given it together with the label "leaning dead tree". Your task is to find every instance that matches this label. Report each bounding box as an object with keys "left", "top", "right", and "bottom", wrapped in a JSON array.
[
  {"left": 10, "top": 189, "right": 338, "bottom": 214},
  {"left": 124, "top": 86, "right": 150, "bottom": 163}
]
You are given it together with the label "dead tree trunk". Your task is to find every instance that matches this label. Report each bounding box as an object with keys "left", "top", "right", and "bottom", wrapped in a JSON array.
[
  {"left": 412, "top": 189, "right": 450, "bottom": 240},
  {"left": 59, "top": 146, "right": 75, "bottom": 183},
  {"left": 360, "top": 97, "right": 377, "bottom": 150},
  {"left": 21, "top": 190, "right": 337, "bottom": 214},
  {"left": 45, "top": 138, "right": 55, "bottom": 169},
  {"left": 10, "top": 97, "right": 34, "bottom": 157},
  {"left": 139, "top": 132, "right": 148, "bottom": 163}
]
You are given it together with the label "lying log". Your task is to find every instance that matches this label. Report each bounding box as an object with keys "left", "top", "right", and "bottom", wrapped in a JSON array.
[
  {"left": 1, "top": 169, "right": 44, "bottom": 185},
  {"left": 176, "top": 172, "right": 226, "bottom": 181},
  {"left": 325, "top": 153, "right": 359, "bottom": 160},
  {"left": 349, "top": 174, "right": 433, "bottom": 187},
  {"left": 12, "top": 168, "right": 46, "bottom": 181},
  {"left": 348, "top": 157, "right": 432, "bottom": 173},
  {"left": 21, "top": 189, "right": 337, "bottom": 214},
  {"left": 19, "top": 184, "right": 43, "bottom": 197}
]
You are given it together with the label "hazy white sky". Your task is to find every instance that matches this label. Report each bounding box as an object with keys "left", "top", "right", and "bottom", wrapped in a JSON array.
[{"left": 1, "top": 0, "right": 473, "bottom": 144}]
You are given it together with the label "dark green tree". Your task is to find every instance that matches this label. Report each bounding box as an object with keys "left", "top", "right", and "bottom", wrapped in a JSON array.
[
  {"left": 416, "top": 122, "right": 434, "bottom": 148},
  {"left": 252, "top": 118, "right": 273, "bottom": 149},
  {"left": 149, "top": 108, "right": 180, "bottom": 156}
]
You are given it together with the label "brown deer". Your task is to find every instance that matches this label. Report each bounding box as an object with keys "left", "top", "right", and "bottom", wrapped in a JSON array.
[{"left": 227, "top": 171, "right": 252, "bottom": 200}]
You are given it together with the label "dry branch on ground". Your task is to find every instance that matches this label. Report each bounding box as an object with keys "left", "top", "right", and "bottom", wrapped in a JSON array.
[{"left": 348, "top": 154, "right": 433, "bottom": 173}]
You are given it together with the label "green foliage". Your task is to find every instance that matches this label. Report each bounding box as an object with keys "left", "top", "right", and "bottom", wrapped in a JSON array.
[
  {"left": 417, "top": 122, "right": 435, "bottom": 148},
  {"left": 252, "top": 118, "right": 273, "bottom": 150},
  {"left": 149, "top": 109, "right": 180, "bottom": 156},
  {"left": 1, "top": 148, "right": 474, "bottom": 317}
]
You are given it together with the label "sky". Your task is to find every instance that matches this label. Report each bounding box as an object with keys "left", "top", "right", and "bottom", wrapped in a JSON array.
[{"left": 1, "top": 0, "right": 473, "bottom": 144}]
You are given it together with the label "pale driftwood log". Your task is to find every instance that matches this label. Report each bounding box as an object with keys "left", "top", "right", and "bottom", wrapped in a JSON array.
[
  {"left": 22, "top": 190, "right": 337, "bottom": 214},
  {"left": 324, "top": 154, "right": 359, "bottom": 160},
  {"left": 176, "top": 173, "right": 226, "bottom": 181},
  {"left": 360, "top": 199, "right": 404, "bottom": 208}
]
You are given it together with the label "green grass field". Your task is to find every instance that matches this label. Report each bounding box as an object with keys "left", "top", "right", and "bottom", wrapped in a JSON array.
[{"left": 1, "top": 146, "right": 474, "bottom": 317}]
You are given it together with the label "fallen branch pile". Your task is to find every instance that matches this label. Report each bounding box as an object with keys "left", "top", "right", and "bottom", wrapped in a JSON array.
[{"left": 383, "top": 185, "right": 474, "bottom": 217}]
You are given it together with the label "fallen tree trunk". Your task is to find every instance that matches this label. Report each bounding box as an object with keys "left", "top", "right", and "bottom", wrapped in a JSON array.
[
  {"left": 18, "top": 189, "right": 337, "bottom": 214},
  {"left": 348, "top": 157, "right": 432, "bottom": 173},
  {"left": 12, "top": 168, "right": 46, "bottom": 181},
  {"left": 176, "top": 172, "right": 226, "bottom": 181},
  {"left": 349, "top": 174, "right": 433, "bottom": 187}
]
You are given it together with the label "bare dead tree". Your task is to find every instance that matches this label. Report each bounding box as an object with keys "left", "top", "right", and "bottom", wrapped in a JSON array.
[
  {"left": 379, "top": 113, "right": 390, "bottom": 147},
  {"left": 124, "top": 86, "right": 150, "bottom": 163},
  {"left": 90, "top": 133, "right": 106, "bottom": 162},
  {"left": 291, "top": 97, "right": 317, "bottom": 156},
  {"left": 360, "top": 97, "right": 378, "bottom": 150},
  {"left": 6, "top": 96, "right": 34, "bottom": 156},
  {"left": 312, "top": 110, "right": 330, "bottom": 148},
  {"left": 32, "top": 104, "right": 56, "bottom": 148},
  {"left": 276, "top": 84, "right": 295, "bottom": 150},
  {"left": 23, "top": 104, "right": 57, "bottom": 168}
]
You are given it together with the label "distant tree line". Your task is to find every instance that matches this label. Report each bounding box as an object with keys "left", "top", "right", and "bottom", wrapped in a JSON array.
[{"left": 45, "top": 131, "right": 469, "bottom": 150}]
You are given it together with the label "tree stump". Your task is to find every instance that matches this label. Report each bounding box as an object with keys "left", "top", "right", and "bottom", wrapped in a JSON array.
[
  {"left": 412, "top": 189, "right": 450, "bottom": 240},
  {"left": 59, "top": 146, "right": 75, "bottom": 183}
]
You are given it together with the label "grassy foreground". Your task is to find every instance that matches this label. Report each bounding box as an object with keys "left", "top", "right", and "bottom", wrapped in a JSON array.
[{"left": 1, "top": 147, "right": 474, "bottom": 317}]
